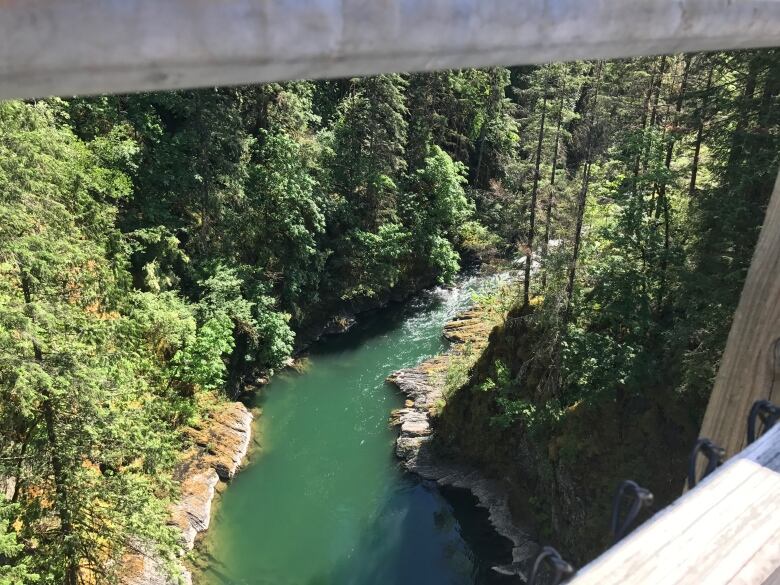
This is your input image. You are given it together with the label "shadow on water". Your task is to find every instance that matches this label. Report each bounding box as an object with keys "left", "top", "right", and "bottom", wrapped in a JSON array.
[
  {"left": 311, "top": 289, "right": 452, "bottom": 356},
  {"left": 439, "top": 485, "right": 522, "bottom": 585},
  {"left": 202, "top": 273, "right": 520, "bottom": 585},
  {"left": 305, "top": 476, "right": 518, "bottom": 585}
]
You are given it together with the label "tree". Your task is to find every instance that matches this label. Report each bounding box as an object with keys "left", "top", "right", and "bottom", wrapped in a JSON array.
[
  {"left": 329, "top": 75, "right": 408, "bottom": 230},
  {"left": 403, "top": 145, "right": 473, "bottom": 283},
  {"left": 523, "top": 73, "right": 549, "bottom": 305},
  {"left": 237, "top": 129, "right": 326, "bottom": 319},
  {"left": 0, "top": 496, "right": 37, "bottom": 585},
  {"left": 0, "top": 100, "right": 180, "bottom": 585}
]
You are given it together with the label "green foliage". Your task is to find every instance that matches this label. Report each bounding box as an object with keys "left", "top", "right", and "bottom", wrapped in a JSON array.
[
  {"left": 476, "top": 359, "right": 544, "bottom": 431},
  {"left": 0, "top": 99, "right": 180, "bottom": 583},
  {"left": 338, "top": 224, "right": 412, "bottom": 300},
  {"left": 471, "top": 285, "right": 521, "bottom": 322},
  {"left": 3, "top": 48, "right": 776, "bottom": 582},
  {"left": 403, "top": 145, "right": 475, "bottom": 283},
  {"left": 428, "top": 236, "right": 461, "bottom": 284},
  {"left": 457, "top": 220, "right": 502, "bottom": 258},
  {"left": 173, "top": 314, "right": 235, "bottom": 392},
  {"left": 197, "top": 265, "right": 294, "bottom": 372},
  {"left": 253, "top": 296, "right": 295, "bottom": 369},
  {"left": 444, "top": 342, "right": 476, "bottom": 399},
  {"left": 329, "top": 75, "right": 408, "bottom": 229},
  {"left": 0, "top": 497, "right": 37, "bottom": 585},
  {"left": 492, "top": 397, "right": 537, "bottom": 430},
  {"left": 239, "top": 129, "right": 325, "bottom": 315}
]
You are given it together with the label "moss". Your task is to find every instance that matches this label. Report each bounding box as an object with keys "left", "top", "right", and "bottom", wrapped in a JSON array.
[{"left": 434, "top": 300, "right": 699, "bottom": 565}]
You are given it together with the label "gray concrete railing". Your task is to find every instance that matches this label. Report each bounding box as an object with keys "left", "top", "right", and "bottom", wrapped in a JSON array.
[{"left": 1, "top": 0, "right": 779, "bottom": 99}]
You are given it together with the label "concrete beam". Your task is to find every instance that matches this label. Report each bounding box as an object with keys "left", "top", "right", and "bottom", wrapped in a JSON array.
[{"left": 0, "top": 0, "right": 779, "bottom": 99}]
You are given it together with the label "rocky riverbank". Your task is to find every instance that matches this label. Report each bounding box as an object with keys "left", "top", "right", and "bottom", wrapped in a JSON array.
[
  {"left": 122, "top": 401, "right": 253, "bottom": 585},
  {"left": 388, "top": 308, "right": 538, "bottom": 581}
]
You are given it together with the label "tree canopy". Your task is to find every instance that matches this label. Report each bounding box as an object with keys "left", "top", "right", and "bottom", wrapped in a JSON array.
[{"left": 0, "top": 48, "right": 778, "bottom": 581}]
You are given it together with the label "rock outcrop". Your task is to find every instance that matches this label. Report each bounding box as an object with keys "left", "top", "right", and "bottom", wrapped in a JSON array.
[
  {"left": 122, "top": 401, "right": 253, "bottom": 585},
  {"left": 388, "top": 309, "right": 538, "bottom": 581}
]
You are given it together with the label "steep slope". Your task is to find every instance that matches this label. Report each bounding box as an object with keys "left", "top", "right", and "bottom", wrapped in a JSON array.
[{"left": 434, "top": 304, "right": 698, "bottom": 565}]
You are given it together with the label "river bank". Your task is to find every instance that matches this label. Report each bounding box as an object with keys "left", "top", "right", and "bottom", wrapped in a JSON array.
[
  {"left": 194, "top": 271, "right": 520, "bottom": 585},
  {"left": 122, "top": 402, "right": 253, "bottom": 585},
  {"left": 388, "top": 306, "right": 538, "bottom": 581},
  {"left": 125, "top": 270, "right": 519, "bottom": 585},
  {"left": 122, "top": 276, "right": 444, "bottom": 585}
]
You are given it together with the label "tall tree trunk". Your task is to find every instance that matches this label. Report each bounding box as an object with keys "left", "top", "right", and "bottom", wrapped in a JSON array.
[
  {"left": 551, "top": 62, "right": 602, "bottom": 402},
  {"left": 566, "top": 164, "right": 592, "bottom": 309},
  {"left": 689, "top": 62, "right": 715, "bottom": 198},
  {"left": 524, "top": 86, "right": 548, "bottom": 305},
  {"left": 565, "top": 62, "right": 603, "bottom": 317},
  {"left": 645, "top": 56, "right": 668, "bottom": 218},
  {"left": 472, "top": 69, "right": 502, "bottom": 188},
  {"left": 655, "top": 55, "right": 692, "bottom": 218},
  {"left": 726, "top": 54, "right": 760, "bottom": 176},
  {"left": 10, "top": 419, "right": 38, "bottom": 504},
  {"left": 649, "top": 56, "right": 668, "bottom": 129},
  {"left": 541, "top": 79, "right": 566, "bottom": 290},
  {"left": 633, "top": 58, "right": 659, "bottom": 200},
  {"left": 655, "top": 54, "right": 692, "bottom": 308},
  {"left": 20, "top": 271, "right": 79, "bottom": 585},
  {"left": 633, "top": 85, "right": 652, "bottom": 178}
]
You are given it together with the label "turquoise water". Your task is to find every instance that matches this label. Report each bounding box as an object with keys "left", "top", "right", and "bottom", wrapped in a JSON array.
[{"left": 200, "top": 274, "right": 515, "bottom": 585}]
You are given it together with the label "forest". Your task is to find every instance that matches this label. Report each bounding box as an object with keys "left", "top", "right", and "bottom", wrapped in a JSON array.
[{"left": 0, "top": 48, "right": 778, "bottom": 584}]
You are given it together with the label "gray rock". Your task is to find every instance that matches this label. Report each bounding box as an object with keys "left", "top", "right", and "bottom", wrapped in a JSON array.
[
  {"left": 387, "top": 315, "right": 537, "bottom": 580},
  {"left": 122, "top": 402, "right": 253, "bottom": 585}
]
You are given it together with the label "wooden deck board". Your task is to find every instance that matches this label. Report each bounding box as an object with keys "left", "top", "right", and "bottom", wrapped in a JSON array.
[
  {"left": 568, "top": 425, "right": 780, "bottom": 585},
  {"left": 698, "top": 173, "right": 780, "bottom": 460}
]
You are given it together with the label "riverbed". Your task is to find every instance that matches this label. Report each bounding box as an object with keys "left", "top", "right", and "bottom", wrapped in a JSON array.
[{"left": 198, "top": 273, "right": 516, "bottom": 585}]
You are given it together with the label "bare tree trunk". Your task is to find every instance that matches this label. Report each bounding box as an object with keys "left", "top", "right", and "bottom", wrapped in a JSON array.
[
  {"left": 689, "top": 62, "right": 715, "bottom": 198},
  {"left": 524, "top": 84, "right": 548, "bottom": 305},
  {"left": 655, "top": 54, "right": 692, "bottom": 307},
  {"left": 565, "top": 62, "right": 603, "bottom": 315},
  {"left": 541, "top": 78, "right": 566, "bottom": 290}
]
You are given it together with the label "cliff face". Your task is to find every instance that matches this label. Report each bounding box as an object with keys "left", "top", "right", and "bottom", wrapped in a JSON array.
[
  {"left": 389, "top": 309, "right": 538, "bottom": 580},
  {"left": 122, "top": 401, "right": 253, "bottom": 585},
  {"left": 435, "top": 305, "right": 697, "bottom": 566}
]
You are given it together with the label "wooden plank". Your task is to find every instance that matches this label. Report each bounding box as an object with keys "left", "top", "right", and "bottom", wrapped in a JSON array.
[
  {"left": 567, "top": 425, "right": 780, "bottom": 585},
  {"left": 698, "top": 172, "right": 780, "bottom": 460},
  {"left": 764, "top": 566, "right": 780, "bottom": 585},
  {"left": 0, "top": 0, "right": 779, "bottom": 99}
]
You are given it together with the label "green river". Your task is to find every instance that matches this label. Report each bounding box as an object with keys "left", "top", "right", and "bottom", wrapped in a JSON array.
[{"left": 200, "top": 273, "right": 516, "bottom": 585}]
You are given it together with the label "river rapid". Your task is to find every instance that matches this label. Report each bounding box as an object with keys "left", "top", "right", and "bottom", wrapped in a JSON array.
[{"left": 198, "top": 273, "right": 516, "bottom": 585}]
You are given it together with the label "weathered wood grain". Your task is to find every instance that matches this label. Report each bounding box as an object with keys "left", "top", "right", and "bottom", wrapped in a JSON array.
[
  {"left": 567, "top": 424, "right": 780, "bottom": 585},
  {"left": 698, "top": 173, "right": 780, "bottom": 460}
]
